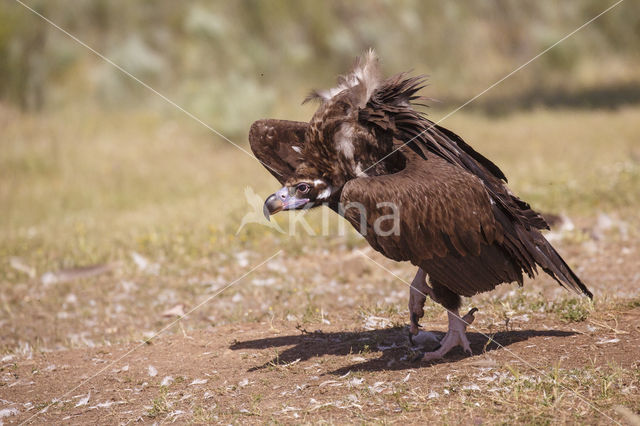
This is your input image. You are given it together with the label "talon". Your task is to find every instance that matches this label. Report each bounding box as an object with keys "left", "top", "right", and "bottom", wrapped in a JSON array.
[
  {"left": 411, "top": 352, "right": 424, "bottom": 363},
  {"left": 419, "top": 309, "right": 477, "bottom": 361},
  {"left": 462, "top": 307, "right": 478, "bottom": 324}
]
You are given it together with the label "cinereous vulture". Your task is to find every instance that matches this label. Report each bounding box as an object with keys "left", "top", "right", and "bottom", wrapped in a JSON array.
[{"left": 250, "top": 50, "right": 592, "bottom": 361}]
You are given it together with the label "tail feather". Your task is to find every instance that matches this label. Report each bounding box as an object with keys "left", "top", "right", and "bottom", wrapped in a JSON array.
[{"left": 530, "top": 231, "right": 593, "bottom": 299}]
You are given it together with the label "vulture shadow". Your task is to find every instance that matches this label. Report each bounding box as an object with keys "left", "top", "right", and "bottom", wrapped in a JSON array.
[{"left": 230, "top": 327, "right": 577, "bottom": 374}]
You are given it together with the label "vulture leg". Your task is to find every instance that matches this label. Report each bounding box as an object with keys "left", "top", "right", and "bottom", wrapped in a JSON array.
[
  {"left": 408, "top": 268, "right": 435, "bottom": 335},
  {"left": 421, "top": 307, "right": 478, "bottom": 362}
]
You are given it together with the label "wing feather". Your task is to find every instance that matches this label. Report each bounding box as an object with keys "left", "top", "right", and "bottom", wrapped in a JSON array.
[
  {"left": 361, "top": 74, "right": 549, "bottom": 233},
  {"left": 340, "top": 149, "right": 498, "bottom": 264},
  {"left": 340, "top": 147, "right": 591, "bottom": 298},
  {"left": 249, "top": 119, "right": 308, "bottom": 185}
]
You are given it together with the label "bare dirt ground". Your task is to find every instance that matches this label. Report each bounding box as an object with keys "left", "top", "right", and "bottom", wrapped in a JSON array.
[{"left": 1, "top": 305, "right": 639, "bottom": 424}]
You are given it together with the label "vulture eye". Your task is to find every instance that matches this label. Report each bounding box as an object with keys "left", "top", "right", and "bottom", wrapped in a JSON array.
[{"left": 296, "top": 183, "right": 310, "bottom": 194}]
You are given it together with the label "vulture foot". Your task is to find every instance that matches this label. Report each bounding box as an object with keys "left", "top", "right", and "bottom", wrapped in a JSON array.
[
  {"left": 408, "top": 268, "right": 434, "bottom": 336},
  {"left": 421, "top": 308, "right": 478, "bottom": 362}
]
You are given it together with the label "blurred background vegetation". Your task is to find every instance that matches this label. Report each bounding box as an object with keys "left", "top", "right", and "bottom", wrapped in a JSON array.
[{"left": 1, "top": 0, "right": 640, "bottom": 134}]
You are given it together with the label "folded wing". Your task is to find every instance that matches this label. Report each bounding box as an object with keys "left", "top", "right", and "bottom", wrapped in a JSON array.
[
  {"left": 341, "top": 146, "right": 591, "bottom": 298},
  {"left": 249, "top": 119, "right": 308, "bottom": 186}
]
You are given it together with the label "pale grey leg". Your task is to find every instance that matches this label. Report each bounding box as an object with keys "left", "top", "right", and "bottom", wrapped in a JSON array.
[{"left": 408, "top": 268, "right": 435, "bottom": 336}]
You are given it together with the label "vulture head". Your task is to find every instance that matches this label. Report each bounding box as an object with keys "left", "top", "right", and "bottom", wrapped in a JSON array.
[
  {"left": 262, "top": 49, "right": 403, "bottom": 220},
  {"left": 262, "top": 169, "right": 330, "bottom": 219}
]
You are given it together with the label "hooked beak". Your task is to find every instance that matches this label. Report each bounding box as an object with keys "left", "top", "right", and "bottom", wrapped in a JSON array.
[
  {"left": 263, "top": 187, "right": 309, "bottom": 221},
  {"left": 263, "top": 193, "right": 283, "bottom": 220}
]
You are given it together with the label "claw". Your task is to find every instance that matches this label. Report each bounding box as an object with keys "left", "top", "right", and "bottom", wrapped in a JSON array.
[
  {"left": 420, "top": 309, "right": 477, "bottom": 362},
  {"left": 411, "top": 351, "right": 424, "bottom": 362},
  {"left": 462, "top": 307, "right": 478, "bottom": 324}
]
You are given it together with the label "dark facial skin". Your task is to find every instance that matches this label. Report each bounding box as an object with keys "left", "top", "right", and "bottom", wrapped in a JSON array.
[{"left": 263, "top": 179, "right": 331, "bottom": 220}]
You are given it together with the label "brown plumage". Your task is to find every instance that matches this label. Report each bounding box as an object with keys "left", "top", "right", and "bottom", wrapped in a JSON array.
[{"left": 250, "top": 50, "right": 591, "bottom": 361}]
